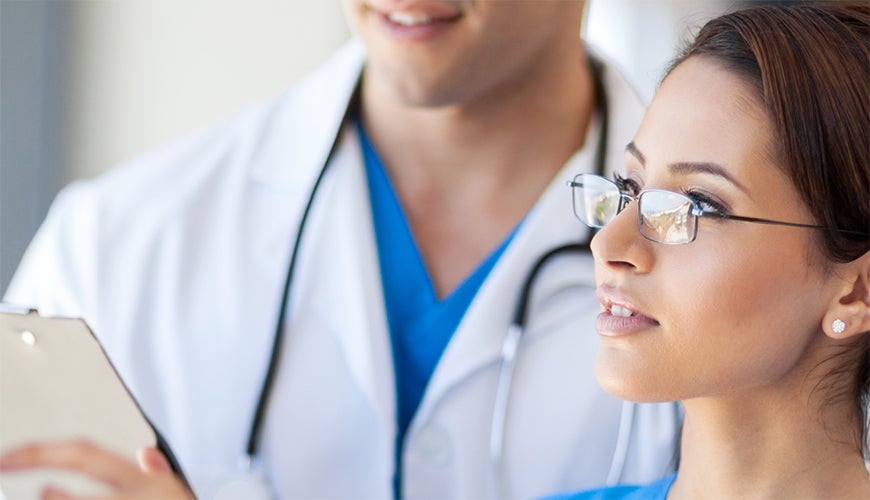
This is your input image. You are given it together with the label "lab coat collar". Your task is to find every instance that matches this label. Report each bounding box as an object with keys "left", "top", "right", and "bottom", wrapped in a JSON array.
[
  {"left": 249, "top": 38, "right": 365, "bottom": 192},
  {"left": 263, "top": 41, "right": 645, "bottom": 444},
  {"left": 415, "top": 136, "right": 600, "bottom": 423}
]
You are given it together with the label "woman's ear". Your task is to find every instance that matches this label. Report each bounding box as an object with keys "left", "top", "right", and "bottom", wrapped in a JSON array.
[{"left": 823, "top": 250, "right": 870, "bottom": 339}]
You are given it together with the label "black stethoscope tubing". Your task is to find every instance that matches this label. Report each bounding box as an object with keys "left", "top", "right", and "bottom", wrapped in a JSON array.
[
  {"left": 509, "top": 56, "right": 608, "bottom": 329},
  {"left": 243, "top": 56, "right": 610, "bottom": 467},
  {"left": 243, "top": 89, "right": 360, "bottom": 460}
]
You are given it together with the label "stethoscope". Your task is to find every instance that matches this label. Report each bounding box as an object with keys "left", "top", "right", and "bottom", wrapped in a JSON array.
[
  {"left": 488, "top": 56, "right": 634, "bottom": 498},
  {"left": 227, "top": 56, "right": 635, "bottom": 499}
]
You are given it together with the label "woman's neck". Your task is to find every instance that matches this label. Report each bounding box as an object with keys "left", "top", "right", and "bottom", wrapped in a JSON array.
[{"left": 670, "top": 389, "right": 869, "bottom": 499}]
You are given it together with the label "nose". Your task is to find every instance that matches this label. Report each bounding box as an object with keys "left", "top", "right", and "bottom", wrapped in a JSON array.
[{"left": 590, "top": 199, "right": 654, "bottom": 274}]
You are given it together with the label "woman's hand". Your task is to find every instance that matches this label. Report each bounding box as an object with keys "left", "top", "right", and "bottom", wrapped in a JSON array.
[{"left": 0, "top": 440, "right": 193, "bottom": 499}]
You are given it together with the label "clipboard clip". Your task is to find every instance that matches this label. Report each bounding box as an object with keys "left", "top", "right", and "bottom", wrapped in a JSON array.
[{"left": 0, "top": 303, "right": 39, "bottom": 315}]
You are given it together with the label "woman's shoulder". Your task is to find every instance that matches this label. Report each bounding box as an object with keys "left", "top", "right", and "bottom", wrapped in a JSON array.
[{"left": 544, "top": 473, "right": 676, "bottom": 500}]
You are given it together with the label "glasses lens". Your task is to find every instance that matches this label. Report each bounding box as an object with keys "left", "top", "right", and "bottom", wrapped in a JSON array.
[
  {"left": 573, "top": 174, "right": 621, "bottom": 227},
  {"left": 638, "top": 190, "right": 697, "bottom": 244}
]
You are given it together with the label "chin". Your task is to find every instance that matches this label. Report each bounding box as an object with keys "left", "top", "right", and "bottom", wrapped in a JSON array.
[
  {"left": 373, "top": 75, "right": 447, "bottom": 108},
  {"left": 392, "top": 79, "right": 472, "bottom": 108},
  {"left": 594, "top": 352, "right": 676, "bottom": 403},
  {"left": 372, "top": 62, "right": 483, "bottom": 108}
]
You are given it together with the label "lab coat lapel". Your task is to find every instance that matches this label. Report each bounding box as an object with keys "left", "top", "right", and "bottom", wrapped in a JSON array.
[
  {"left": 292, "top": 126, "right": 397, "bottom": 444},
  {"left": 248, "top": 38, "right": 396, "bottom": 452},
  {"left": 250, "top": 39, "right": 365, "bottom": 193}
]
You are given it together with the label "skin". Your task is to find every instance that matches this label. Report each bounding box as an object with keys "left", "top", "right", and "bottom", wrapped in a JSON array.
[
  {"left": 346, "top": 0, "right": 592, "bottom": 297},
  {"left": 591, "top": 56, "right": 870, "bottom": 498},
  {"left": 0, "top": 443, "right": 191, "bottom": 499},
  {"left": 0, "top": 1, "right": 596, "bottom": 496}
]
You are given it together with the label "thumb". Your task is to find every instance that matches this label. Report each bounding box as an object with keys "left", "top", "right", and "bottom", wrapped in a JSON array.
[{"left": 137, "top": 447, "right": 173, "bottom": 474}]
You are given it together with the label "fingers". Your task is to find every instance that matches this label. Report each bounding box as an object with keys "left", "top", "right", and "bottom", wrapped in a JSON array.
[
  {"left": 1, "top": 441, "right": 194, "bottom": 500},
  {"left": 137, "top": 447, "right": 173, "bottom": 474},
  {"left": 41, "top": 485, "right": 76, "bottom": 500},
  {"left": 0, "top": 440, "right": 142, "bottom": 488}
]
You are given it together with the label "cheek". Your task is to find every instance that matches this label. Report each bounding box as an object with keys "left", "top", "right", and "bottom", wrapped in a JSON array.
[
  {"left": 596, "top": 238, "right": 826, "bottom": 402},
  {"left": 673, "top": 242, "right": 825, "bottom": 384},
  {"left": 674, "top": 245, "right": 762, "bottom": 325},
  {"left": 684, "top": 240, "right": 819, "bottom": 330}
]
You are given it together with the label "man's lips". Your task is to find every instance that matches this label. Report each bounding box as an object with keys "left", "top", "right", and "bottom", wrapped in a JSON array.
[
  {"left": 364, "top": 1, "right": 463, "bottom": 27},
  {"left": 384, "top": 10, "right": 462, "bottom": 27}
]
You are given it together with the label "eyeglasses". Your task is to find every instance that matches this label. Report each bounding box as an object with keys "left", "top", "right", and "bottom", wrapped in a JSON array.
[{"left": 566, "top": 173, "right": 869, "bottom": 245}]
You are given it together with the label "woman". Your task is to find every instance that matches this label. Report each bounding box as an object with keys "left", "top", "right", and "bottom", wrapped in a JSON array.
[{"left": 561, "top": 3, "right": 869, "bottom": 498}]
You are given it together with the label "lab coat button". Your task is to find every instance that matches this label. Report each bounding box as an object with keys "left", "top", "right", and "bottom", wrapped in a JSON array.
[{"left": 413, "top": 425, "right": 452, "bottom": 466}]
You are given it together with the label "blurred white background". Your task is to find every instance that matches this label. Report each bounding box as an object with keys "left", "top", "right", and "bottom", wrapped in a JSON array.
[{"left": 1, "top": 0, "right": 736, "bottom": 293}]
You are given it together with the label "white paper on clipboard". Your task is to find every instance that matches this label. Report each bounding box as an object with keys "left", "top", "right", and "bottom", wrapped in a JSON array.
[{"left": 0, "top": 309, "right": 158, "bottom": 499}]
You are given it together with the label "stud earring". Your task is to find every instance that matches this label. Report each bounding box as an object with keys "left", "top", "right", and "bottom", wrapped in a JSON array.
[{"left": 832, "top": 319, "right": 846, "bottom": 334}]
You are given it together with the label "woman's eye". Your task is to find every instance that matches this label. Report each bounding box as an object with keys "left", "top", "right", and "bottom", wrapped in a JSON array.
[
  {"left": 687, "top": 191, "right": 728, "bottom": 216},
  {"left": 614, "top": 174, "right": 641, "bottom": 196}
]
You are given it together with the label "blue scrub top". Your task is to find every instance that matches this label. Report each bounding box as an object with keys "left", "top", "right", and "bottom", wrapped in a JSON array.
[
  {"left": 357, "top": 121, "right": 516, "bottom": 496},
  {"left": 543, "top": 473, "right": 676, "bottom": 499}
]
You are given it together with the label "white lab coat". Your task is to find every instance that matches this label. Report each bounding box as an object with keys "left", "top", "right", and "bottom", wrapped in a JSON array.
[{"left": 5, "top": 39, "right": 680, "bottom": 499}]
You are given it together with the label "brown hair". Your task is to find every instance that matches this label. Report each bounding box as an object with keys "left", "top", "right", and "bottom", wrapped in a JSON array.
[{"left": 669, "top": 3, "right": 869, "bottom": 457}]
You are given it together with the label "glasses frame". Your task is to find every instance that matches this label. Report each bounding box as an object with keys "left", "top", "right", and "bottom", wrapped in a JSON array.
[{"left": 566, "top": 173, "right": 869, "bottom": 245}]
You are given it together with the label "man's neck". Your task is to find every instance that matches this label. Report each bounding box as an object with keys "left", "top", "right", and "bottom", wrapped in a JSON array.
[
  {"left": 358, "top": 51, "right": 595, "bottom": 189},
  {"left": 356, "top": 47, "right": 596, "bottom": 297}
]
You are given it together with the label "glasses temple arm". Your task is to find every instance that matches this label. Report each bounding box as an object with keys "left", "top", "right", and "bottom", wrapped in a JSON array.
[{"left": 710, "top": 212, "right": 870, "bottom": 236}]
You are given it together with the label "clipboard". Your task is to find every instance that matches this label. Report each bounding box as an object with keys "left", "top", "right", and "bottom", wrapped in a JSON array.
[{"left": 0, "top": 308, "right": 189, "bottom": 498}]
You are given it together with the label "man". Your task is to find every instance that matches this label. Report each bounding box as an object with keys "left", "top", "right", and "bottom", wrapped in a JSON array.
[{"left": 2, "top": 1, "right": 679, "bottom": 498}]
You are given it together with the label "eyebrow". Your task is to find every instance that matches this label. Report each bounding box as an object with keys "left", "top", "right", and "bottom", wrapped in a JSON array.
[
  {"left": 625, "top": 141, "right": 749, "bottom": 194},
  {"left": 625, "top": 141, "right": 645, "bottom": 165}
]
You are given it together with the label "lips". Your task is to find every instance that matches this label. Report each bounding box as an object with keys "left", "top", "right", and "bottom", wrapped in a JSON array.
[
  {"left": 595, "top": 287, "right": 660, "bottom": 337},
  {"left": 365, "top": 1, "right": 462, "bottom": 19},
  {"left": 385, "top": 10, "right": 460, "bottom": 27},
  {"left": 363, "top": 1, "right": 463, "bottom": 40}
]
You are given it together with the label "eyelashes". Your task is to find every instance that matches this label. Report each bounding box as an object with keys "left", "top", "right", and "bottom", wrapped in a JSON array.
[
  {"left": 683, "top": 189, "right": 730, "bottom": 216},
  {"left": 613, "top": 173, "right": 640, "bottom": 196},
  {"left": 613, "top": 172, "right": 732, "bottom": 217}
]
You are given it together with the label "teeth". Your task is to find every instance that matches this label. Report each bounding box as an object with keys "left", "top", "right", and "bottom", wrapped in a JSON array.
[
  {"left": 387, "top": 11, "right": 433, "bottom": 26},
  {"left": 611, "top": 305, "right": 634, "bottom": 318}
]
